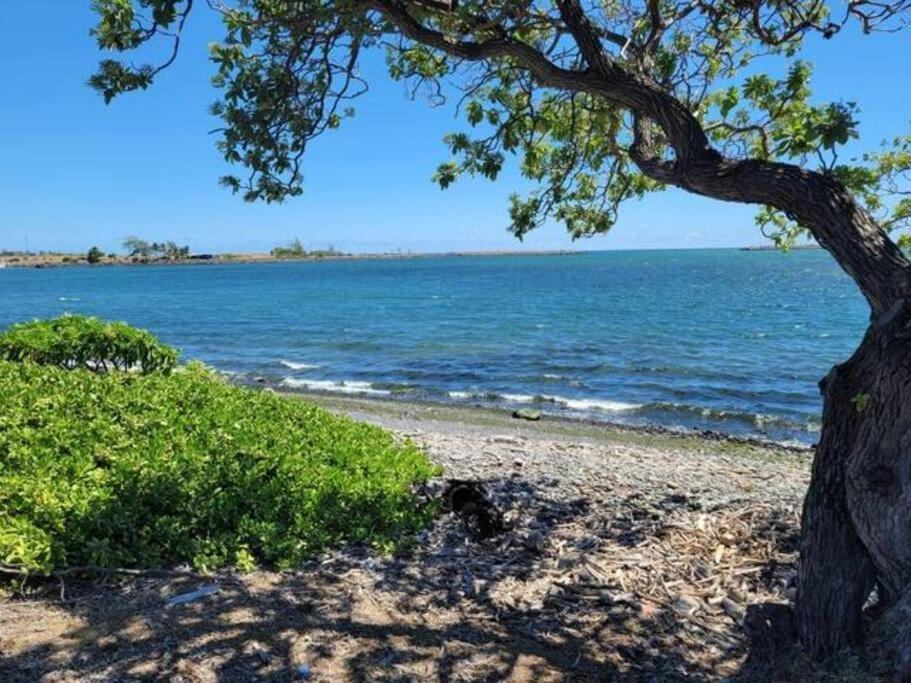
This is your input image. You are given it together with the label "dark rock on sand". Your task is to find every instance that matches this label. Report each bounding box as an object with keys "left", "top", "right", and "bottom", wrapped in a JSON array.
[{"left": 512, "top": 408, "right": 542, "bottom": 421}]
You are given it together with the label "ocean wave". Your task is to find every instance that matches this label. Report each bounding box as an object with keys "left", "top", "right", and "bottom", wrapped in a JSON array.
[
  {"left": 641, "top": 401, "right": 802, "bottom": 428},
  {"left": 501, "top": 393, "right": 538, "bottom": 403},
  {"left": 446, "top": 389, "right": 640, "bottom": 412},
  {"left": 280, "top": 360, "right": 320, "bottom": 371},
  {"left": 444, "top": 387, "right": 813, "bottom": 436},
  {"left": 281, "top": 378, "right": 390, "bottom": 396},
  {"left": 556, "top": 397, "right": 641, "bottom": 412}
]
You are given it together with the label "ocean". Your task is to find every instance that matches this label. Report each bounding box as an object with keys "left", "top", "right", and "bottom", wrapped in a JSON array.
[{"left": 0, "top": 249, "right": 869, "bottom": 444}]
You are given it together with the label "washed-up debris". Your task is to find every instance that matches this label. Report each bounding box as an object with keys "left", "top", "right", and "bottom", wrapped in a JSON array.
[
  {"left": 296, "top": 663, "right": 312, "bottom": 679},
  {"left": 164, "top": 584, "right": 219, "bottom": 607}
]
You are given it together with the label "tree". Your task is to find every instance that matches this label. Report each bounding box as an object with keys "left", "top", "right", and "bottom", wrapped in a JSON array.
[
  {"left": 271, "top": 237, "right": 307, "bottom": 258},
  {"left": 123, "top": 236, "right": 190, "bottom": 260},
  {"left": 86, "top": 246, "right": 104, "bottom": 264},
  {"left": 123, "top": 235, "right": 153, "bottom": 259},
  {"left": 89, "top": 0, "right": 911, "bottom": 670},
  {"left": 162, "top": 240, "right": 190, "bottom": 260}
]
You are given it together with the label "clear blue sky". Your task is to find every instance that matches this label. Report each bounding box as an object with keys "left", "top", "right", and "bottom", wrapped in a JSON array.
[{"left": 1, "top": 3, "right": 908, "bottom": 254}]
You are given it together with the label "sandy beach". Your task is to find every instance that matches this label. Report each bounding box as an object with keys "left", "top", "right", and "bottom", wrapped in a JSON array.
[{"left": 0, "top": 394, "right": 883, "bottom": 681}]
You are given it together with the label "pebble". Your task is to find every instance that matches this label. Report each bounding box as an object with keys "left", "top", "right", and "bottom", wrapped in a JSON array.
[
  {"left": 490, "top": 435, "right": 525, "bottom": 445},
  {"left": 672, "top": 594, "right": 701, "bottom": 616}
]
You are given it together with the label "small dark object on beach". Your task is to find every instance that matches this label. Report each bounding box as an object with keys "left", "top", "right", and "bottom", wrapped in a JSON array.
[
  {"left": 441, "top": 479, "right": 506, "bottom": 540},
  {"left": 512, "top": 408, "right": 541, "bottom": 421}
]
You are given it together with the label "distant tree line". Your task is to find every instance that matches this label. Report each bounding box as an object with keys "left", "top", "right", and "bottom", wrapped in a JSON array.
[
  {"left": 123, "top": 236, "right": 190, "bottom": 261},
  {"left": 271, "top": 238, "right": 341, "bottom": 259}
]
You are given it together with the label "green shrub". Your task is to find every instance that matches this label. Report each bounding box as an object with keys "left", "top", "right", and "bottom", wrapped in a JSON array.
[
  {"left": 0, "top": 361, "right": 438, "bottom": 573},
  {"left": 0, "top": 315, "right": 179, "bottom": 374},
  {"left": 86, "top": 246, "right": 104, "bottom": 264},
  {"left": 271, "top": 237, "right": 307, "bottom": 259}
]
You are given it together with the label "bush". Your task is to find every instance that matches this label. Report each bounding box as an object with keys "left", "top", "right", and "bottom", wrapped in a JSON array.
[
  {"left": 271, "top": 237, "right": 307, "bottom": 259},
  {"left": 0, "top": 315, "right": 179, "bottom": 374},
  {"left": 86, "top": 246, "right": 104, "bottom": 264},
  {"left": 0, "top": 361, "right": 438, "bottom": 573}
]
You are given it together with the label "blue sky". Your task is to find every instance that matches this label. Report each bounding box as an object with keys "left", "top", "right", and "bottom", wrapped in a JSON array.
[{"left": 0, "top": 3, "right": 908, "bottom": 254}]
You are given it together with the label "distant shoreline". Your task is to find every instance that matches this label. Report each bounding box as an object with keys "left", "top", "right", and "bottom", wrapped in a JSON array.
[
  {"left": 0, "top": 244, "right": 830, "bottom": 269},
  {"left": 739, "top": 244, "right": 821, "bottom": 251},
  {"left": 0, "top": 248, "right": 588, "bottom": 270}
]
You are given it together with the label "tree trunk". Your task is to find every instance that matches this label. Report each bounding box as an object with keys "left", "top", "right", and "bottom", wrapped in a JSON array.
[{"left": 798, "top": 300, "right": 911, "bottom": 673}]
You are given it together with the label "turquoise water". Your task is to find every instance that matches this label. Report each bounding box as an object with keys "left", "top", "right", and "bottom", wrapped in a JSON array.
[{"left": 0, "top": 250, "right": 869, "bottom": 443}]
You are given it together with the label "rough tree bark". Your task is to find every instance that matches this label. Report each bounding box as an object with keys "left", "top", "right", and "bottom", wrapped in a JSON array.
[
  {"left": 365, "top": 0, "right": 911, "bottom": 667},
  {"left": 794, "top": 296, "right": 911, "bottom": 671}
]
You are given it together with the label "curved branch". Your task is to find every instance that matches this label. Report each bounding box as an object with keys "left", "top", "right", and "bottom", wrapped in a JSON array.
[
  {"left": 331, "top": 0, "right": 911, "bottom": 313},
  {"left": 370, "top": 0, "right": 910, "bottom": 313},
  {"left": 556, "top": 0, "right": 615, "bottom": 74},
  {"left": 364, "top": 0, "right": 595, "bottom": 90},
  {"left": 634, "top": 152, "right": 911, "bottom": 315}
]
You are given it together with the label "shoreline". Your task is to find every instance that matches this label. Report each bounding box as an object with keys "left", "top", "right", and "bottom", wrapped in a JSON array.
[
  {"left": 0, "top": 248, "right": 588, "bottom": 270},
  {"left": 271, "top": 387, "right": 815, "bottom": 456},
  {"left": 0, "top": 244, "right": 822, "bottom": 269}
]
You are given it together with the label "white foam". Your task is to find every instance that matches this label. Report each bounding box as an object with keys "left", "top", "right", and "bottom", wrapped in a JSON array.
[
  {"left": 545, "top": 395, "right": 641, "bottom": 412},
  {"left": 281, "top": 378, "right": 390, "bottom": 396},
  {"left": 449, "top": 390, "right": 638, "bottom": 413},
  {"left": 501, "top": 393, "right": 537, "bottom": 404},
  {"left": 280, "top": 360, "right": 320, "bottom": 371}
]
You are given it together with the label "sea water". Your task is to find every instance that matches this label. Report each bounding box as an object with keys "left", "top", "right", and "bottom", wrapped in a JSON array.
[{"left": 0, "top": 249, "right": 868, "bottom": 444}]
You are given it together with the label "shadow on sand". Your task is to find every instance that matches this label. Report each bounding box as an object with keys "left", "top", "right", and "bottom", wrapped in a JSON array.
[{"left": 0, "top": 477, "right": 879, "bottom": 681}]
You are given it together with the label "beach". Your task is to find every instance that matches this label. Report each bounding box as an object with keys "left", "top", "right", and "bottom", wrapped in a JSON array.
[{"left": 0, "top": 393, "right": 883, "bottom": 681}]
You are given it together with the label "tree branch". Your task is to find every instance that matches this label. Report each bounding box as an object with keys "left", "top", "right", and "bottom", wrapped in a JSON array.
[
  {"left": 367, "top": 0, "right": 911, "bottom": 312},
  {"left": 364, "top": 0, "right": 595, "bottom": 91},
  {"left": 555, "top": 0, "right": 615, "bottom": 75}
]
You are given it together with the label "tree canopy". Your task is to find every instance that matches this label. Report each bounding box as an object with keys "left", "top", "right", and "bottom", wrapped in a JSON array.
[
  {"left": 123, "top": 235, "right": 190, "bottom": 260},
  {"left": 89, "top": 0, "right": 909, "bottom": 250}
]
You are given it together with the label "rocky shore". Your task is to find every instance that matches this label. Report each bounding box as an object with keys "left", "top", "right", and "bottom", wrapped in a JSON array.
[{"left": 0, "top": 395, "right": 883, "bottom": 681}]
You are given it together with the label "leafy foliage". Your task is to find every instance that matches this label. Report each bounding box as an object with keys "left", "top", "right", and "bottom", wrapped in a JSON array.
[
  {"left": 0, "top": 359, "right": 438, "bottom": 573},
  {"left": 271, "top": 237, "right": 307, "bottom": 258},
  {"left": 0, "top": 316, "right": 179, "bottom": 374},
  {"left": 123, "top": 236, "right": 190, "bottom": 260},
  {"left": 88, "top": 0, "right": 910, "bottom": 246},
  {"left": 87, "top": 246, "right": 104, "bottom": 264}
]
